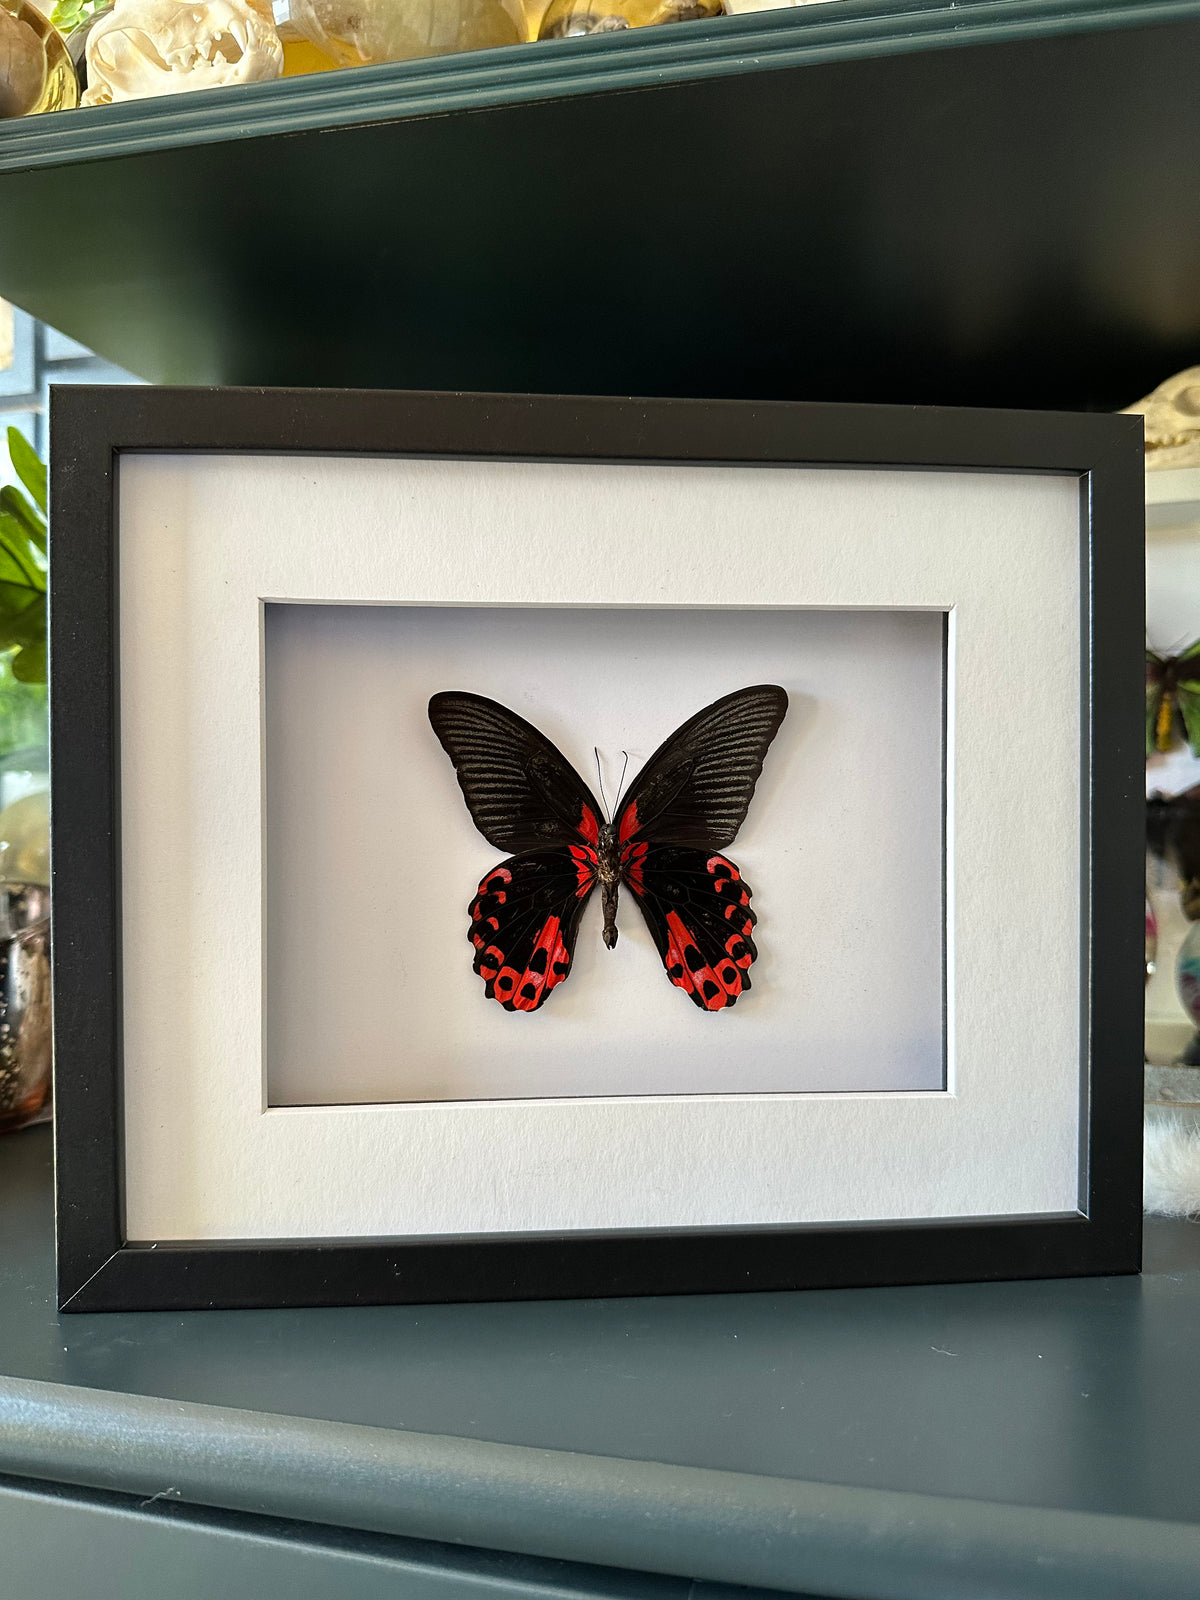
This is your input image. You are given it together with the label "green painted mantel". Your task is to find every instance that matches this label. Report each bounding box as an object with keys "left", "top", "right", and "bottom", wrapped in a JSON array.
[{"left": 0, "top": 0, "right": 1197, "bottom": 401}]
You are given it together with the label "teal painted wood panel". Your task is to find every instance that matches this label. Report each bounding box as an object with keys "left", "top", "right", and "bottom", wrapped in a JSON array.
[
  {"left": 0, "top": 0, "right": 1197, "bottom": 402},
  {"left": 6, "top": 1126, "right": 1200, "bottom": 1600},
  {"left": 0, "top": 1476, "right": 711, "bottom": 1600},
  {"left": 0, "top": 0, "right": 1192, "bottom": 173}
]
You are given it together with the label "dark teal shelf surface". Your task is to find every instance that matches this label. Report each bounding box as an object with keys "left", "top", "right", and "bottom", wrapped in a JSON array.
[
  {"left": 0, "top": 0, "right": 1190, "bottom": 172},
  {"left": 0, "top": 0, "right": 1197, "bottom": 404},
  {"left": 3, "top": 1124, "right": 1200, "bottom": 1599}
]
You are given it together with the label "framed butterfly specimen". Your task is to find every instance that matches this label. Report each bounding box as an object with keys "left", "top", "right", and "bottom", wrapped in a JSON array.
[
  {"left": 429, "top": 686, "right": 787, "bottom": 1013},
  {"left": 1146, "top": 638, "right": 1200, "bottom": 756},
  {"left": 49, "top": 385, "right": 1142, "bottom": 1313}
]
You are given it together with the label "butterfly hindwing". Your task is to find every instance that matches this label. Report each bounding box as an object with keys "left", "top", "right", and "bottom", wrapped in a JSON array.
[
  {"left": 429, "top": 691, "right": 604, "bottom": 853},
  {"left": 623, "top": 844, "right": 758, "bottom": 1010},
  {"left": 614, "top": 684, "right": 788, "bottom": 849},
  {"left": 469, "top": 849, "right": 596, "bottom": 1011}
]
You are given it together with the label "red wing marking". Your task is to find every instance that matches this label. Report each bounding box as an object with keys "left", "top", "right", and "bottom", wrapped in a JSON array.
[
  {"left": 474, "top": 916, "right": 573, "bottom": 1012},
  {"left": 579, "top": 804, "right": 600, "bottom": 846},
  {"left": 477, "top": 944, "right": 504, "bottom": 981},
  {"left": 568, "top": 844, "right": 599, "bottom": 897},
  {"left": 663, "top": 909, "right": 744, "bottom": 1011},
  {"left": 708, "top": 854, "right": 750, "bottom": 906},
  {"left": 622, "top": 840, "right": 647, "bottom": 894},
  {"left": 470, "top": 867, "right": 513, "bottom": 947},
  {"left": 509, "top": 915, "right": 573, "bottom": 1012},
  {"left": 618, "top": 800, "right": 640, "bottom": 844}
]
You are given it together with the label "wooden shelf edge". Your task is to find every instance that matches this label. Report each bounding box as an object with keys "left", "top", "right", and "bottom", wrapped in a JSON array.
[
  {"left": 4, "top": 1373, "right": 1200, "bottom": 1599},
  {"left": 1, "top": 0, "right": 1197, "bottom": 175}
]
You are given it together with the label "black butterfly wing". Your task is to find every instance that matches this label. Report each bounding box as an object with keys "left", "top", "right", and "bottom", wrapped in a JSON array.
[
  {"left": 615, "top": 685, "right": 786, "bottom": 1011},
  {"left": 613, "top": 684, "right": 788, "bottom": 849},
  {"left": 469, "top": 849, "right": 596, "bottom": 1011},
  {"left": 431, "top": 691, "right": 603, "bottom": 1010},
  {"left": 429, "top": 691, "right": 605, "bottom": 852},
  {"left": 623, "top": 843, "right": 757, "bottom": 1010}
]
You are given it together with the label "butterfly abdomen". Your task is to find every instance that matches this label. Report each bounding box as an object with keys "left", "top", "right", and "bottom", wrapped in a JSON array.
[
  {"left": 1158, "top": 690, "right": 1175, "bottom": 752},
  {"left": 597, "top": 822, "right": 621, "bottom": 950}
]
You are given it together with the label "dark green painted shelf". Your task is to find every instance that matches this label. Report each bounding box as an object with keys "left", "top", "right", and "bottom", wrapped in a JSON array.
[
  {"left": 0, "top": 0, "right": 1198, "bottom": 403},
  {"left": 5, "top": 1124, "right": 1200, "bottom": 1599}
]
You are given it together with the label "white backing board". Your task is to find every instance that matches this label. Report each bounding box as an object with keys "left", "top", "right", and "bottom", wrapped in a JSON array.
[
  {"left": 264, "top": 604, "right": 945, "bottom": 1104},
  {"left": 115, "top": 454, "right": 1083, "bottom": 1240}
]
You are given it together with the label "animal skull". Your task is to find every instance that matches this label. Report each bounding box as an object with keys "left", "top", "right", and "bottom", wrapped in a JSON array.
[
  {"left": 82, "top": 0, "right": 283, "bottom": 106},
  {"left": 1122, "top": 367, "right": 1200, "bottom": 469}
]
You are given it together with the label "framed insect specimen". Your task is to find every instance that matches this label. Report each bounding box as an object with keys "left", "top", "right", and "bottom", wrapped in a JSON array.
[
  {"left": 50, "top": 387, "right": 1145, "bottom": 1312},
  {"left": 429, "top": 686, "right": 788, "bottom": 1012}
]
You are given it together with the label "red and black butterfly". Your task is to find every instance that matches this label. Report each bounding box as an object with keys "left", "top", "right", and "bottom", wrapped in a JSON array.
[{"left": 428, "top": 685, "right": 788, "bottom": 1013}]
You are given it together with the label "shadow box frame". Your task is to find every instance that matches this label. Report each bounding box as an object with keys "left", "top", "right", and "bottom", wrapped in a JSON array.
[{"left": 49, "top": 386, "right": 1145, "bottom": 1313}]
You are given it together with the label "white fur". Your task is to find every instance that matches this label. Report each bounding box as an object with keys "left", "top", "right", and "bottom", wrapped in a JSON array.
[{"left": 1144, "top": 1114, "right": 1200, "bottom": 1216}]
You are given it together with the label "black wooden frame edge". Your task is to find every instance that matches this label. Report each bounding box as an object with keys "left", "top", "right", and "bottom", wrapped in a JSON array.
[{"left": 49, "top": 385, "right": 1145, "bottom": 1313}]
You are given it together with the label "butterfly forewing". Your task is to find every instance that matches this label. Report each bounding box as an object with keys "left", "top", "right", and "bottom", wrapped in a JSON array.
[
  {"left": 614, "top": 684, "right": 788, "bottom": 849},
  {"left": 429, "top": 691, "right": 604, "bottom": 852}
]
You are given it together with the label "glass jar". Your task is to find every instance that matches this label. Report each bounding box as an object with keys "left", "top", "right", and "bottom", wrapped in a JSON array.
[
  {"left": 0, "top": 0, "right": 79, "bottom": 117},
  {"left": 538, "top": 0, "right": 720, "bottom": 39},
  {"left": 271, "top": 0, "right": 521, "bottom": 73},
  {"left": 0, "top": 767, "right": 50, "bottom": 1134}
]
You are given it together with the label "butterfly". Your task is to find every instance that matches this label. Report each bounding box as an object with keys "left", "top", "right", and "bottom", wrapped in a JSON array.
[
  {"left": 428, "top": 685, "right": 788, "bottom": 1012},
  {"left": 1147, "top": 639, "right": 1200, "bottom": 757}
]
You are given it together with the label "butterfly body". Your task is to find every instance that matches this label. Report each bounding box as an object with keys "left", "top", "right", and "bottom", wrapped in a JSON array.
[
  {"left": 594, "top": 821, "right": 623, "bottom": 949},
  {"left": 1147, "top": 638, "right": 1200, "bottom": 756},
  {"left": 430, "top": 685, "right": 788, "bottom": 1012}
]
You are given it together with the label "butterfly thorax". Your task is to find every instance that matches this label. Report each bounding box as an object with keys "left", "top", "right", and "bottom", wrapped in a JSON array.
[{"left": 597, "top": 821, "right": 621, "bottom": 950}]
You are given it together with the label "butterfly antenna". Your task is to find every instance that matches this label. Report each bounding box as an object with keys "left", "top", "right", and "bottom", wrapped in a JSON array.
[
  {"left": 613, "top": 750, "right": 630, "bottom": 810},
  {"left": 595, "top": 747, "right": 610, "bottom": 822}
]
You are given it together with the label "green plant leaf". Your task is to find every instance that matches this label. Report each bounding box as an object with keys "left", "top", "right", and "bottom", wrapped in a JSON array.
[
  {"left": 0, "top": 598, "right": 44, "bottom": 656},
  {"left": 0, "top": 521, "right": 46, "bottom": 598},
  {"left": 50, "top": 0, "right": 96, "bottom": 30},
  {"left": 0, "top": 433, "right": 49, "bottom": 690},
  {"left": 6, "top": 427, "right": 47, "bottom": 516},
  {"left": 0, "top": 594, "right": 45, "bottom": 644},
  {"left": 0, "top": 651, "right": 47, "bottom": 753},
  {"left": 11, "top": 640, "right": 46, "bottom": 684},
  {"left": 0, "top": 487, "right": 46, "bottom": 553},
  {"left": 0, "top": 511, "right": 39, "bottom": 564}
]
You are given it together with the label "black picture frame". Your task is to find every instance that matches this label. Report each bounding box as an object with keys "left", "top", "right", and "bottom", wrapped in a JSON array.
[{"left": 49, "top": 387, "right": 1145, "bottom": 1313}]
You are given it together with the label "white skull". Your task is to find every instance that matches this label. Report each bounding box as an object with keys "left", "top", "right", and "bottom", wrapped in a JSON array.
[
  {"left": 1122, "top": 367, "right": 1200, "bottom": 469},
  {"left": 82, "top": 0, "right": 283, "bottom": 106}
]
